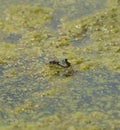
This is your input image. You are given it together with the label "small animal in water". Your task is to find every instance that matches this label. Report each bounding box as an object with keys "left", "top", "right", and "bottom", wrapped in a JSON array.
[
  {"left": 49, "top": 58, "right": 71, "bottom": 68},
  {"left": 49, "top": 58, "right": 74, "bottom": 77}
]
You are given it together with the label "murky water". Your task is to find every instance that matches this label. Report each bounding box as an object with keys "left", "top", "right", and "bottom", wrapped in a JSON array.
[{"left": 0, "top": 0, "right": 120, "bottom": 130}]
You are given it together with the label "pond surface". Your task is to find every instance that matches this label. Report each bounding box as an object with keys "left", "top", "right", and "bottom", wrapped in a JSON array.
[{"left": 0, "top": 0, "right": 120, "bottom": 130}]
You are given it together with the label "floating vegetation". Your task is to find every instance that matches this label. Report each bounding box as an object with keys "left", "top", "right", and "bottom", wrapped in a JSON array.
[
  {"left": 0, "top": 0, "right": 120, "bottom": 130},
  {"left": 1, "top": 5, "right": 53, "bottom": 33}
]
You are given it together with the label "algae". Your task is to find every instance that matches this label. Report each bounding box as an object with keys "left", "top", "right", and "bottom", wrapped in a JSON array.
[
  {"left": 0, "top": 5, "right": 53, "bottom": 33},
  {"left": 0, "top": 0, "right": 120, "bottom": 130},
  {"left": 60, "top": 6, "right": 120, "bottom": 73}
]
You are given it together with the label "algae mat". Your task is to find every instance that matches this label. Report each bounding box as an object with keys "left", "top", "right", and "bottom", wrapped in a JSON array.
[{"left": 0, "top": 0, "right": 120, "bottom": 130}]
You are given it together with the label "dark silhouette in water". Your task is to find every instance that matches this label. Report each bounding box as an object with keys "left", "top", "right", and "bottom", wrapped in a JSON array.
[{"left": 49, "top": 59, "right": 71, "bottom": 68}]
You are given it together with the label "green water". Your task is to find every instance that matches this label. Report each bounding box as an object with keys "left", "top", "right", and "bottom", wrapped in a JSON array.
[{"left": 0, "top": 0, "right": 120, "bottom": 130}]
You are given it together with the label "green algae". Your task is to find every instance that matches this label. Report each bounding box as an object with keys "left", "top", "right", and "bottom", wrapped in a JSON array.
[
  {"left": 0, "top": 111, "right": 120, "bottom": 130},
  {"left": 0, "top": 5, "right": 53, "bottom": 34},
  {"left": 1, "top": 68, "right": 120, "bottom": 129},
  {"left": 0, "top": 1, "right": 120, "bottom": 130},
  {"left": 60, "top": 6, "right": 120, "bottom": 73},
  {"left": 0, "top": 42, "right": 20, "bottom": 65}
]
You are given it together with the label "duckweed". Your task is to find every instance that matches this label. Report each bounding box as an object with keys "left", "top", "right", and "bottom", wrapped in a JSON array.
[
  {"left": 0, "top": 0, "right": 120, "bottom": 130},
  {"left": 1, "top": 5, "right": 53, "bottom": 34}
]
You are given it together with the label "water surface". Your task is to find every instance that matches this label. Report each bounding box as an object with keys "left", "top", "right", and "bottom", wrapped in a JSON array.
[{"left": 0, "top": 0, "right": 120, "bottom": 130}]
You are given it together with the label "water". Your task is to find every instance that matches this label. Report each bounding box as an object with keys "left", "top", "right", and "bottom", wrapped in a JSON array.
[{"left": 0, "top": 0, "right": 120, "bottom": 129}]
